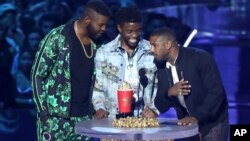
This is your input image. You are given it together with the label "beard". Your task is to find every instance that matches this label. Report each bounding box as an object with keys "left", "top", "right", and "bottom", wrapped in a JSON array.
[
  {"left": 153, "top": 59, "right": 166, "bottom": 69},
  {"left": 86, "top": 24, "right": 99, "bottom": 40},
  {"left": 153, "top": 53, "right": 168, "bottom": 62}
]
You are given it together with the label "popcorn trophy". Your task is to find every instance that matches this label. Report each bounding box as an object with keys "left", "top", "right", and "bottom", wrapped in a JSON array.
[{"left": 116, "top": 82, "right": 133, "bottom": 119}]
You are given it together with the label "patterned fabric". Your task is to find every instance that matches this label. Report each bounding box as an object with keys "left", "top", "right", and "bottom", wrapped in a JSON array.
[
  {"left": 92, "top": 35, "right": 158, "bottom": 118},
  {"left": 38, "top": 115, "right": 91, "bottom": 141},
  {"left": 31, "top": 19, "right": 95, "bottom": 141},
  {"left": 31, "top": 25, "right": 71, "bottom": 118}
]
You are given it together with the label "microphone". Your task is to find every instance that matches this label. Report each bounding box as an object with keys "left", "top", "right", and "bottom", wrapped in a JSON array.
[
  {"left": 137, "top": 68, "right": 148, "bottom": 117},
  {"left": 139, "top": 68, "right": 148, "bottom": 88}
]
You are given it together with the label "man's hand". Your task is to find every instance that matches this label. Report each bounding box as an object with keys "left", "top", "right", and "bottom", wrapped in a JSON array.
[
  {"left": 177, "top": 116, "right": 198, "bottom": 126},
  {"left": 168, "top": 79, "right": 191, "bottom": 97},
  {"left": 141, "top": 106, "right": 158, "bottom": 118},
  {"left": 94, "top": 109, "right": 109, "bottom": 119}
]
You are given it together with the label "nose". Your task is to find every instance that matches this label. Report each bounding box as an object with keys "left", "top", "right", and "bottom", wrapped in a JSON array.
[
  {"left": 101, "top": 25, "right": 106, "bottom": 32},
  {"left": 132, "top": 31, "right": 140, "bottom": 38}
]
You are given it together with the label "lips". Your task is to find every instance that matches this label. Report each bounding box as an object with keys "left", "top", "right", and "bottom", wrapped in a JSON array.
[
  {"left": 96, "top": 33, "right": 103, "bottom": 38},
  {"left": 129, "top": 39, "right": 137, "bottom": 44}
]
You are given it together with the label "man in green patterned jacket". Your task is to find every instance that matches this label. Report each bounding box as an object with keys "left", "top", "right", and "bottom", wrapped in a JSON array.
[{"left": 31, "top": 0, "right": 110, "bottom": 140}]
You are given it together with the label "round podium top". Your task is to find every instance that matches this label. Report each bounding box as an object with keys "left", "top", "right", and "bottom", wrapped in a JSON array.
[{"left": 75, "top": 118, "right": 198, "bottom": 140}]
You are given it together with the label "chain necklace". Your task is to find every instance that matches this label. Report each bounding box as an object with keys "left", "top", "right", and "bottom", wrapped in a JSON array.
[{"left": 74, "top": 20, "right": 93, "bottom": 59}]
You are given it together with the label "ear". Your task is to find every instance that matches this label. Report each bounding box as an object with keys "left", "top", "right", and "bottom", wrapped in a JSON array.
[
  {"left": 165, "top": 41, "right": 171, "bottom": 50},
  {"left": 117, "top": 24, "right": 122, "bottom": 33},
  {"left": 83, "top": 16, "right": 91, "bottom": 25}
]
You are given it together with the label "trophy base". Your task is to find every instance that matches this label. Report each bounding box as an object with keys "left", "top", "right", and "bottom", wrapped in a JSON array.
[{"left": 116, "top": 112, "right": 133, "bottom": 119}]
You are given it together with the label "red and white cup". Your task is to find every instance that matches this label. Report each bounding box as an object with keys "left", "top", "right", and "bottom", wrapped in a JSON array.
[{"left": 117, "top": 89, "right": 133, "bottom": 113}]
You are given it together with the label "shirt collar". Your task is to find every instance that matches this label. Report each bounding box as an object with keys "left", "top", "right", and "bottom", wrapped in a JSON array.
[{"left": 166, "top": 62, "right": 175, "bottom": 69}]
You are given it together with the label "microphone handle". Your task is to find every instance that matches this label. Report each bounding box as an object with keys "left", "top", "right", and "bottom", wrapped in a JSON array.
[
  {"left": 136, "top": 81, "right": 140, "bottom": 117},
  {"left": 140, "top": 87, "right": 145, "bottom": 115}
]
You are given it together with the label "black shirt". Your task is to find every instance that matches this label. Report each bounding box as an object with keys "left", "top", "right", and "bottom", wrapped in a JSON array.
[{"left": 69, "top": 21, "right": 94, "bottom": 116}]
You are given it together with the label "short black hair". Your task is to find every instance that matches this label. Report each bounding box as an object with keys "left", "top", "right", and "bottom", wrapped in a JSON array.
[
  {"left": 150, "top": 27, "right": 177, "bottom": 41},
  {"left": 85, "top": 0, "right": 111, "bottom": 17},
  {"left": 115, "top": 6, "right": 142, "bottom": 25}
]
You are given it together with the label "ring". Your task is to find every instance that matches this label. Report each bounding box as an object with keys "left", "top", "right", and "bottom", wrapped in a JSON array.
[{"left": 179, "top": 90, "right": 182, "bottom": 96}]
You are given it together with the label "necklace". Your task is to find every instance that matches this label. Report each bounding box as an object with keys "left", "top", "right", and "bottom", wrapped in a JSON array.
[{"left": 74, "top": 20, "right": 93, "bottom": 59}]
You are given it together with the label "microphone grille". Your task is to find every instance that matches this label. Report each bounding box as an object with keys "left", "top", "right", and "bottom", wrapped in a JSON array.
[{"left": 139, "top": 68, "right": 146, "bottom": 77}]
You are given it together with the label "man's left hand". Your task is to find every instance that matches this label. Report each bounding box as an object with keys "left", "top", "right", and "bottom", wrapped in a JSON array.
[
  {"left": 177, "top": 116, "right": 198, "bottom": 125},
  {"left": 141, "top": 106, "right": 158, "bottom": 118}
]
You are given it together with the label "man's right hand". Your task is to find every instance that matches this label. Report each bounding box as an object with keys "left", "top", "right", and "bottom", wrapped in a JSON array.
[
  {"left": 168, "top": 79, "right": 191, "bottom": 97},
  {"left": 94, "top": 109, "right": 109, "bottom": 119}
]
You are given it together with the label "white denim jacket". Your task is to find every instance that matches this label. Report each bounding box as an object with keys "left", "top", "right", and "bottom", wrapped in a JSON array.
[{"left": 92, "top": 35, "right": 158, "bottom": 118}]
